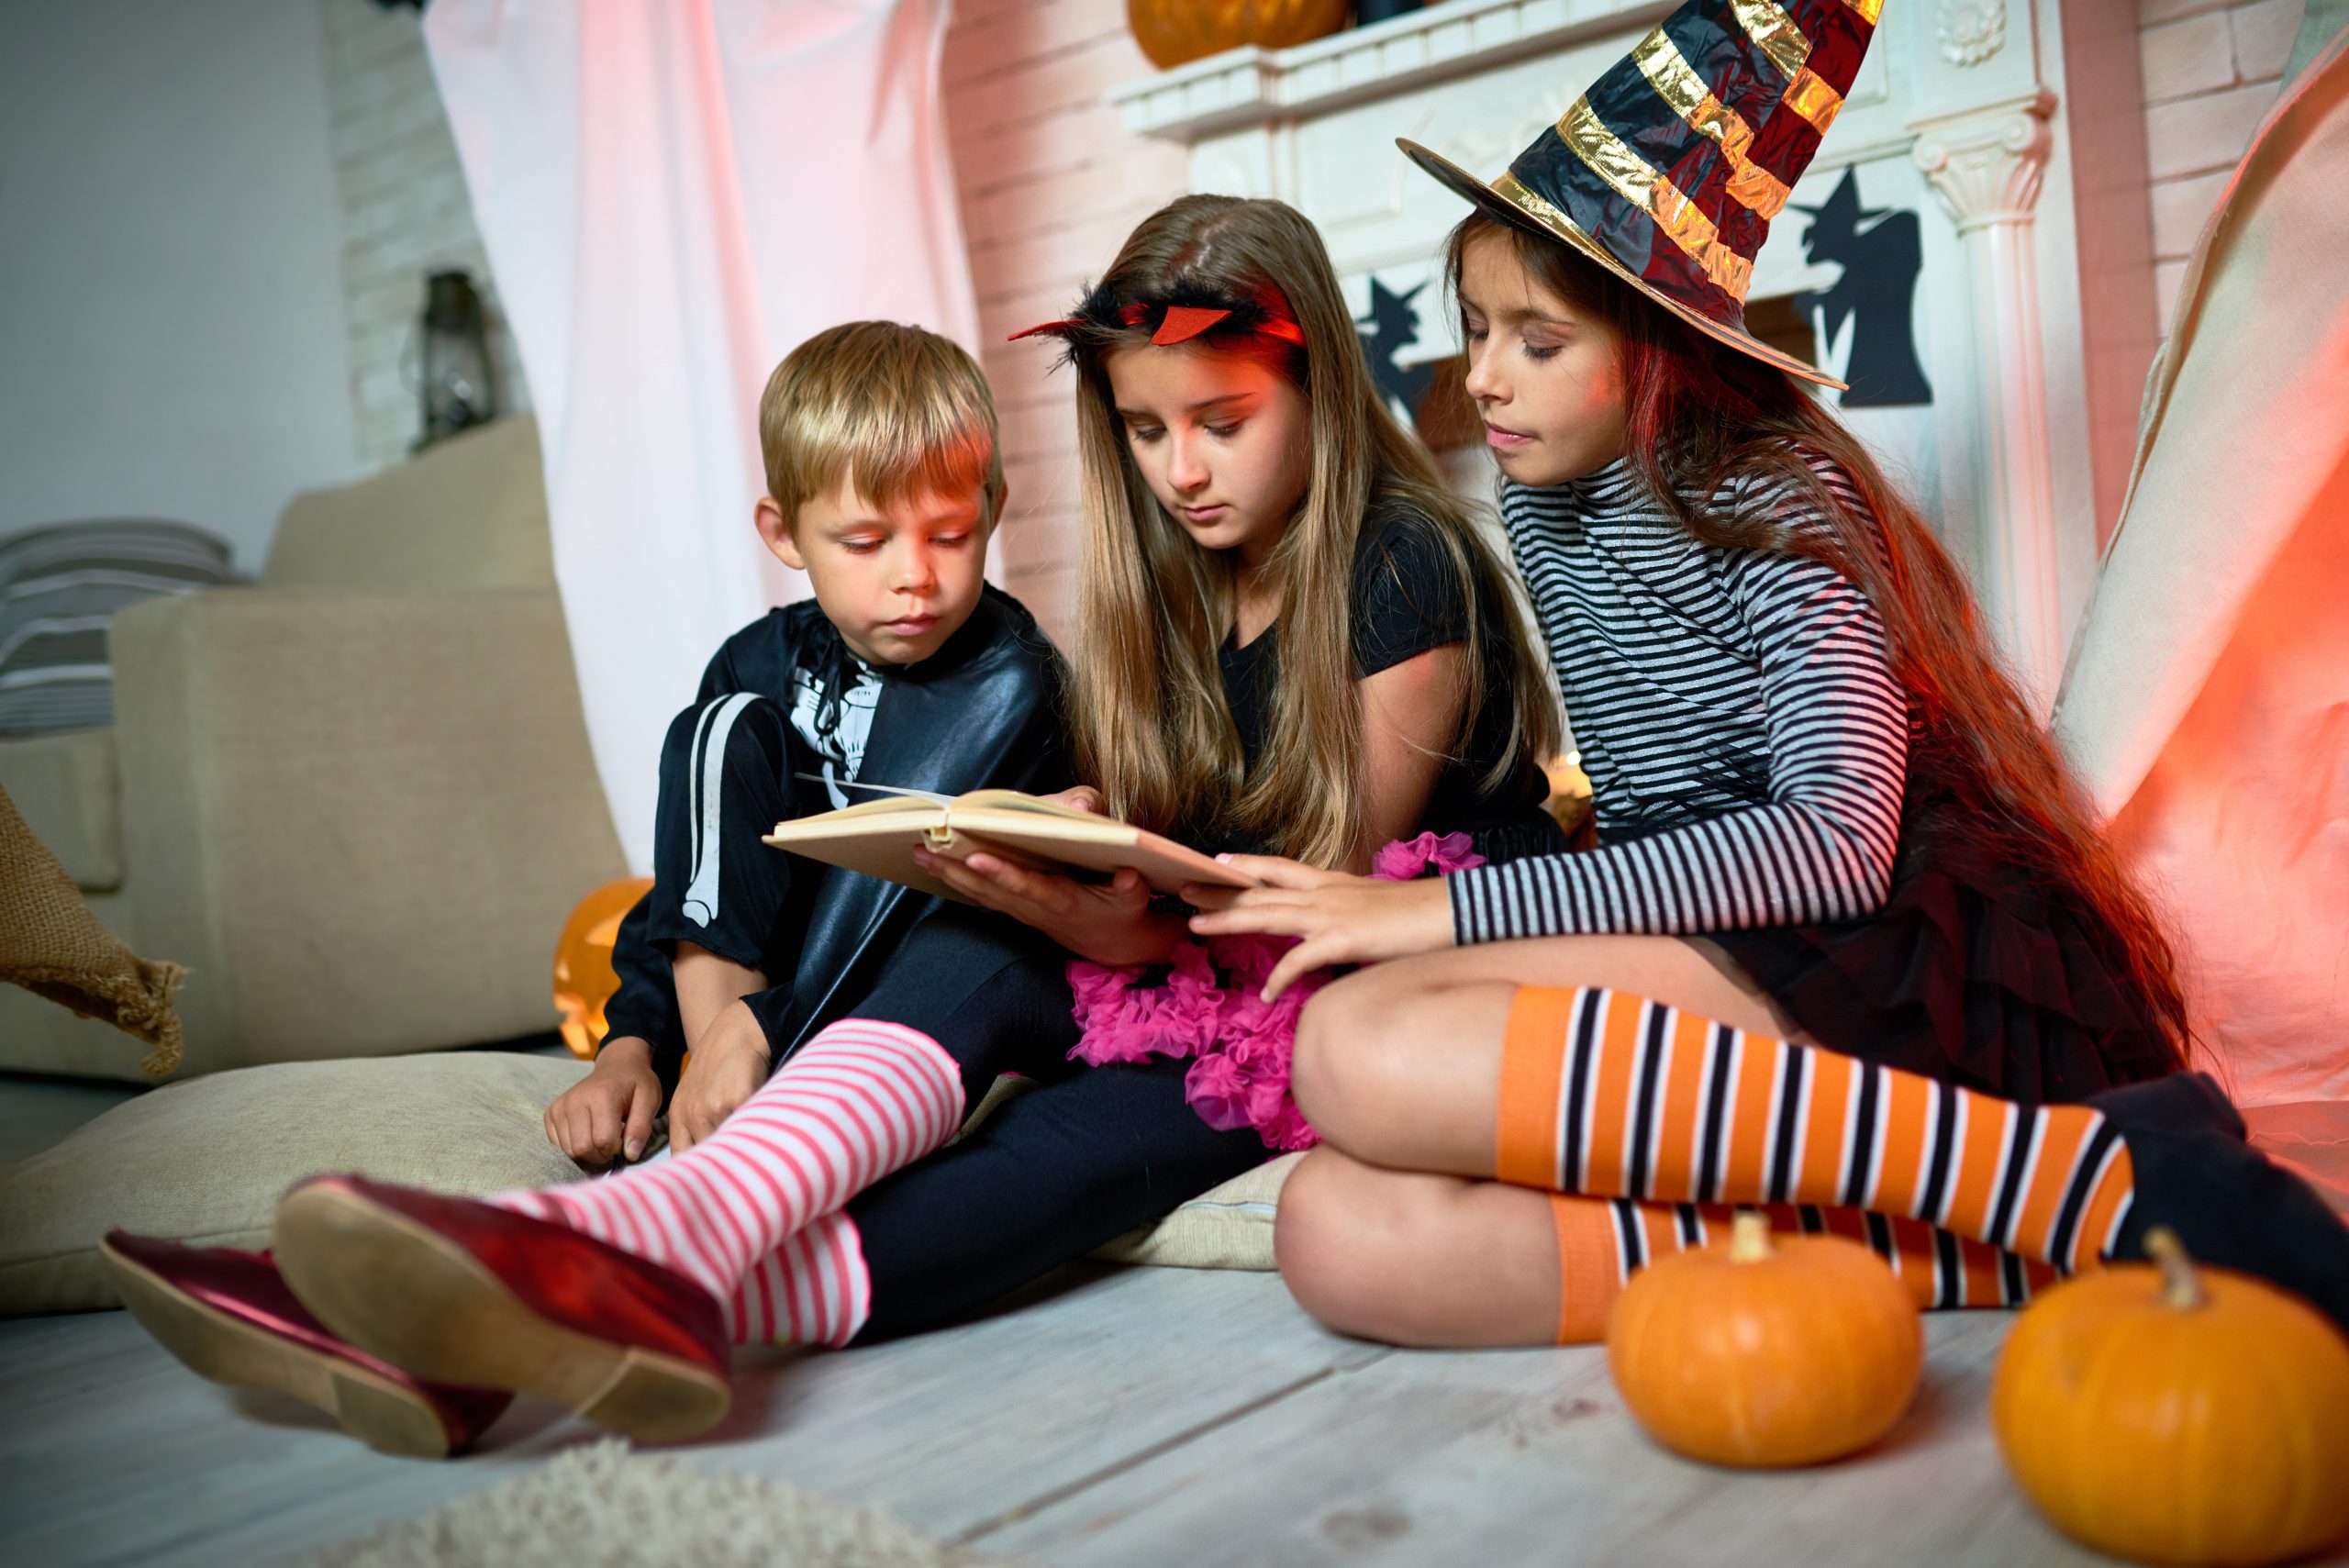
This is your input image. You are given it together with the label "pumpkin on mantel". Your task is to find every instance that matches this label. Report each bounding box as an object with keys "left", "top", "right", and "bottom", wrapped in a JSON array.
[
  {"left": 1608, "top": 1211, "right": 1923, "bottom": 1468},
  {"left": 1992, "top": 1228, "right": 2349, "bottom": 1567},
  {"left": 1127, "top": 0, "right": 1351, "bottom": 71}
]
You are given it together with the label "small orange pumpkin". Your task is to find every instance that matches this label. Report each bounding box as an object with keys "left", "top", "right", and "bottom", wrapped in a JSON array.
[
  {"left": 551, "top": 876, "right": 655, "bottom": 1058},
  {"left": 1608, "top": 1210, "right": 1922, "bottom": 1467},
  {"left": 1126, "top": 0, "right": 1351, "bottom": 71},
  {"left": 1992, "top": 1228, "right": 2349, "bottom": 1567}
]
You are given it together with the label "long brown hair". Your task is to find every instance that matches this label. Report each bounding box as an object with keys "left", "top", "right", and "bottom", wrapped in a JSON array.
[
  {"left": 1060, "top": 195, "right": 1557, "bottom": 867},
  {"left": 1448, "top": 213, "right": 2189, "bottom": 1069}
]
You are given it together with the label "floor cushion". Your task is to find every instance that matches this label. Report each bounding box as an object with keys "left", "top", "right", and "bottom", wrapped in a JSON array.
[
  {"left": 0, "top": 1052, "right": 590, "bottom": 1316},
  {"left": 0, "top": 1052, "right": 1298, "bottom": 1317}
]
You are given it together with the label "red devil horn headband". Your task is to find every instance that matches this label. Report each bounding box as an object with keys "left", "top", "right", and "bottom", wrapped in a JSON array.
[{"left": 1009, "top": 297, "right": 1306, "bottom": 348}]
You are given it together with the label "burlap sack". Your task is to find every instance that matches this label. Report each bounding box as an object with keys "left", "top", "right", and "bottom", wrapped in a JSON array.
[{"left": 0, "top": 785, "right": 183, "bottom": 1076}]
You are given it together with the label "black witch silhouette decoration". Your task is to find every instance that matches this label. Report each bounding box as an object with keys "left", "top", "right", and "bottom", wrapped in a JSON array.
[
  {"left": 1356, "top": 277, "right": 1436, "bottom": 426},
  {"left": 1792, "top": 168, "right": 1932, "bottom": 407}
]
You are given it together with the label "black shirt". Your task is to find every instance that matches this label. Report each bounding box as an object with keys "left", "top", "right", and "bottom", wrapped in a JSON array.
[{"left": 1210, "top": 500, "right": 1554, "bottom": 859}]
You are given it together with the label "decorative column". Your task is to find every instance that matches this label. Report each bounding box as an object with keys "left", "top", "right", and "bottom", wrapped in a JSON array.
[{"left": 1912, "top": 91, "right": 2062, "bottom": 716}]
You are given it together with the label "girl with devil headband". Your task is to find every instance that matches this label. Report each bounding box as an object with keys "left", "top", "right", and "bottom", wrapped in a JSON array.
[
  {"left": 152, "top": 194, "right": 1565, "bottom": 1451},
  {"left": 1194, "top": 0, "right": 2349, "bottom": 1347}
]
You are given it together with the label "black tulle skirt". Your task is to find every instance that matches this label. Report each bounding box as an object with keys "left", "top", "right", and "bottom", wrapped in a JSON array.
[{"left": 1706, "top": 826, "right": 2178, "bottom": 1105}]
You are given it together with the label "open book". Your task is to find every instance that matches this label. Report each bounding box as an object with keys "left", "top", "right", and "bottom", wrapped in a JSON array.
[{"left": 762, "top": 784, "right": 1257, "bottom": 905}]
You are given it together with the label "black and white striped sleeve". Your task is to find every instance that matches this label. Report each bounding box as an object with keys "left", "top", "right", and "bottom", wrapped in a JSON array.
[{"left": 1447, "top": 538, "right": 1908, "bottom": 944}]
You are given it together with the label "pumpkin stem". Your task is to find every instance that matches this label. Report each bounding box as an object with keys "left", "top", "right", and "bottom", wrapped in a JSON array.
[
  {"left": 1730, "top": 1210, "right": 1774, "bottom": 1263},
  {"left": 2145, "top": 1226, "right": 2206, "bottom": 1310}
]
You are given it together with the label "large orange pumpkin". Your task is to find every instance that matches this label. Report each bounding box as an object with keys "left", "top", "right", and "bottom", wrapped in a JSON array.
[
  {"left": 551, "top": 876, "right": 655, "bottom": 1059},
  {"left": 1608, "top": 1211, "right": 1922, "bottom": 1467},
  {"left": 1126, "top": 0, "right": 1351, "bottom": 71},
  {"left": 1992, "top": 1228, "right": 2349, "bottom": 1566}
]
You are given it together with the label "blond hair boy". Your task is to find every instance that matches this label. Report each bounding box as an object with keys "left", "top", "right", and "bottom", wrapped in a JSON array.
[{"left": 551, "top": 322, "right": 1068, "bottom": 1163}]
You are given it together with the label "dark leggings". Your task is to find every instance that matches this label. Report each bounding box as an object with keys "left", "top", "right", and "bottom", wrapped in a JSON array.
[{"left": 812, "top": 904, "right": 1268, "bottom": 1342}]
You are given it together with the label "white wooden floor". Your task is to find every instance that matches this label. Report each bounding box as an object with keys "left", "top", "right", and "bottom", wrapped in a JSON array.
[{"left": 12, "top": 1261, "right": 2335, "bottom": 1568}]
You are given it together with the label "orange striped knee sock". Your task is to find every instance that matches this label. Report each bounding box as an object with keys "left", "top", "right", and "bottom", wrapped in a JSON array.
[
  {"left": 1500, "top": 985, "right": 2135, "bottom": 1276},
  {"left": 1545, "top": 1195, "right": 2056, "bottom": 1343}
]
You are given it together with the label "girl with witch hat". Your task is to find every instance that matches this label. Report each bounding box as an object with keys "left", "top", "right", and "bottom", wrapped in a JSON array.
[{"left": 1192, "top": 0, "right": 2349, "bottom": 1346}]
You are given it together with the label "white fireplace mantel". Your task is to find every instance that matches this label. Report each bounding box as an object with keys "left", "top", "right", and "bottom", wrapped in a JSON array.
[
  {"left": 1110, "top": 0, "right": 1671, "bottom": 139},
  {"left": 1107, "top": 0, "right": 2161, "bottom": 716}
]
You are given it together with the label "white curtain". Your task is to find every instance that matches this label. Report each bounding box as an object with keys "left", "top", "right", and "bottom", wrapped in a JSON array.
[
  {"left": 2054, "top": 20, "right": 2349, "bottom": 1106},
  {"left": 425, "top": 0, "right": 978, "bottom": 872}
]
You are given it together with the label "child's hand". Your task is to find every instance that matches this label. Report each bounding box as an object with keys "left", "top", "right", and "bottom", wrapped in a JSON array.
[
  {"left": 546, "top": 1036, "right": 662, "bottom": 1169},
  {"left": 912, "top": 846, "right": 1184, "bottom": 968},
  {"left": 670, "top": 1000, "right": 773, "bottom": 1155},
  {"left": 1184, "top": 856, "right": 1455, "bottom": 1001}
]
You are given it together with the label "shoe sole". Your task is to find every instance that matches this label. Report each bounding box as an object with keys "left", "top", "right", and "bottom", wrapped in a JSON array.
[
  {"left": 273, "top": 1184, "right": 729, "bottom": 1444},
  {"left": 100, "top": 1239, "right": 454, "bottom": 1459}
]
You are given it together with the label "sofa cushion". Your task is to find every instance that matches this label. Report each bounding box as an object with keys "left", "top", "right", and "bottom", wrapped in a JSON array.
[
  {"left": 0, "top": 728, "right": 121, "bottom": 890},
  {"left": 263, "top": 417, "right": 552, "bottom": 594},
  {"left": 0, "top": 520, "right": 238, "bottom": 738}
]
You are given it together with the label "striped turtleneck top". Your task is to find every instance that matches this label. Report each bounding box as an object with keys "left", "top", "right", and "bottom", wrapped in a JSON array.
[{"left": 1447, "top": 453, "right": 1912, "bottom": 945}]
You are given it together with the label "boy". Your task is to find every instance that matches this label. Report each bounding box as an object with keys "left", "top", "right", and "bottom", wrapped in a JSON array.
[
  {"left": 544, "top": 319, "right": 1067, "bottom": 1166},
  {"left": 96, "top": 320, "right": 1072, "bottom": 1461}
]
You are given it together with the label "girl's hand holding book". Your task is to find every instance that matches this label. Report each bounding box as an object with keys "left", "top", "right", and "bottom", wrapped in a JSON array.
[
  {"left": 1185, "top": 856, "right": 1455, "bottom": 1002},
  {"left": 910, "top": 845, "right": 1188, "bottom": 968}
]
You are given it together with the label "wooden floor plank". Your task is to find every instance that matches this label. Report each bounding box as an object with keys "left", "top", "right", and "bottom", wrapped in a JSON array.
[
  {"left": 663, "top": 1264, "right": 1370, "bottom": 1539},
  {"left": 0, "top": 1264, "right": 1350, "bottom": 1567},
  {"left": 10, "top": 1267, "right": 2345, "bottom": 1568},
  {"left": 976, "top": 1306, "right": 2349, "bottom": 1568}
]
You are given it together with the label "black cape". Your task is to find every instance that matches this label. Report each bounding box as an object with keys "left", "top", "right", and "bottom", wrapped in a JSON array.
[{"left": 603, "top": 585, "right": 1070, "bottom": 1105}]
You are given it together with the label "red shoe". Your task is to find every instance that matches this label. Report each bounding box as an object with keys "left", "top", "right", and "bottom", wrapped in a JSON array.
[
  {"left": 270, "top": 1174, "right": 730, "bottom": 1443},
  {"left": 99, "top": 1231, "right": 512, "bottom": 1459}
]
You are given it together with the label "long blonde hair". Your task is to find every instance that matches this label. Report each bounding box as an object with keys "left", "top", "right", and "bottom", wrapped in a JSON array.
[{"left": 1052, "top": 195, "right": 1554, "bottom": 866}]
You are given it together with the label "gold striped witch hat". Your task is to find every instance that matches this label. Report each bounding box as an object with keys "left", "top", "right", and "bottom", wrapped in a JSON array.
[{"left": 1400, "top": 0, "right": 1883, "bottom": 389}]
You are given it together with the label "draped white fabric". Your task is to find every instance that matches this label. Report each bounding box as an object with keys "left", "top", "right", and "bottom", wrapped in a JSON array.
[
  {"left": 2054, "top": 22, "right": 2349, "bottom": 1105},
  {"left": 425, "top": 0, "right": 977, "bottom": 871}
]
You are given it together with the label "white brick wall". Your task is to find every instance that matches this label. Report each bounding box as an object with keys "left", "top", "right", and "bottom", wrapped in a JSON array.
[
  {"left": 944, "top": 0, "right": 1189, "bottom": 638},
  {"left": 317, "top": 0, "right": 528, "bottom": 472},
  {"left": 946, "top": 0, "right": 2328, "bottom": 628},
  {"left": 310, "top": 0, "right": 2311, "bottom": 601},
  {"left": 2140, "top": 0, "right": 2308, "bottom": 328}
]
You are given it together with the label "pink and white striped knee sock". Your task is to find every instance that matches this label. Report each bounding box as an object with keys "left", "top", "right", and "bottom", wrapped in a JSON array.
[
  {"left": 732, "top": 1210, "right": 871, "bottom": 1348},
  {"left": 495, "top": 1019, "right": 958, "bottom": 1338}
]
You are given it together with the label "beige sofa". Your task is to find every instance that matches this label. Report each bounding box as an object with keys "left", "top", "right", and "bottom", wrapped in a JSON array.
[{"left": 0, "top": 418, "right": 628, "bottom": 1081}]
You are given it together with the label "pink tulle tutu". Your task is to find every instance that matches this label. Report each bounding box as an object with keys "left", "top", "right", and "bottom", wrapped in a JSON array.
[{"left": 1065, "top": 831, "right": 1486, "bottom": 1151}]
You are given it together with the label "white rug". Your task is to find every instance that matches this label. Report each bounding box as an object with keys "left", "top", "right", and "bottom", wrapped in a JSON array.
[{"left": 299, "top": 1439, "right": 1009, "bottom": 1568}]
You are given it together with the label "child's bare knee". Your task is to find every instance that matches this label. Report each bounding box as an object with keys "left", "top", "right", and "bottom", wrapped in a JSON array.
[
  {"left": 1275, "top": 1151, "right": 1386, "bottom": 1334},
  {"left": 1288, "top": 985, "right": 1359, "bottom": 1140},
  {"left": 1275, "top": 1151, "right": 1451, "bottom": 1342}
]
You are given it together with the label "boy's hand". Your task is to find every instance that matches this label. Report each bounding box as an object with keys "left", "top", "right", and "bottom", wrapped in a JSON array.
[
  {"left": 670, "top": 1000, "right": 773, "bottom": 1155},
  {"left": 546, "top": 1036, "right": 661, "bottom": 1169}
]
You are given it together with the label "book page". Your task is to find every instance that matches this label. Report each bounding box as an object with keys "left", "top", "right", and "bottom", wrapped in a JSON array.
[
  {"left": 947, "top": 789, "right": 1106, "bottom": 822},
  {"left": 761, "top": 789, "right": 1253, "bottom": 898}
]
